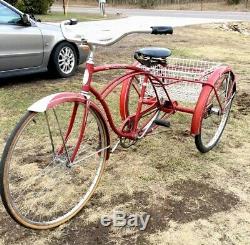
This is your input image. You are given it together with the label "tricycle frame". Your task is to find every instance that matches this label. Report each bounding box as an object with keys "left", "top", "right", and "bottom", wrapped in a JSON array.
[{"left": 81, "top": 60, "right": 235, "bottom": 140}]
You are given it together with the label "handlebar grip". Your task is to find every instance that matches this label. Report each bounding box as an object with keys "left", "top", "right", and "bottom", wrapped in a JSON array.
[
  {"left": 64, "top": 19, "right": 78, "bottom": 26},
  {"left": 69, "top": 19, "right": 78, "bottom": 25},
  {"left": 151, "top": 26, "right": 173, "bottom": 35}
]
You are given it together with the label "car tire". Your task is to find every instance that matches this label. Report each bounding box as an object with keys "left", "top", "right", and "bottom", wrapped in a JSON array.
[{"left": 49, "top": 42, "right": 78, "bottom": 78}]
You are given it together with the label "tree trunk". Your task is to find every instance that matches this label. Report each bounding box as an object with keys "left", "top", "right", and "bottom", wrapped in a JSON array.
[{"left": 63, "top": 0, "right": 66, "bottom": 15}]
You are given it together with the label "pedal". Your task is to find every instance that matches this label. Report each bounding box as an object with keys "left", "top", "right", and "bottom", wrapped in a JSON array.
[{"left": 154, "top": 119, "right": 170, "bottom": 128}]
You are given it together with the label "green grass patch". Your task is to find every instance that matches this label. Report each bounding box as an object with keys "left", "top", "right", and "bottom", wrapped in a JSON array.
[{"left": 37, "top": 11, "right": 112, "bottom": 22}]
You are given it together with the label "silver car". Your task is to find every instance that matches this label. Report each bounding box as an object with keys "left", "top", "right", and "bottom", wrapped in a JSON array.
[{"left": 0, "top": 0, "right": 85, "bottom": 78}]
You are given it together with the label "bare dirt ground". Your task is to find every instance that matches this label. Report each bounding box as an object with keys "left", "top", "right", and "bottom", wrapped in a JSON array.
[{"left": 0, "top": 23, "right": 250, "bottom": 244}]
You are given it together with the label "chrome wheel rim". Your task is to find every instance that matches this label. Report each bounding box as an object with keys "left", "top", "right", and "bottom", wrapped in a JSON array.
[
  {"left": 3, "top": 102, "right": 107, "bottom": 229},
  {"left": 201, "top": 74, "right": 233, "bottom": 148},
  {"left": 58, "top": 47, "right": 75, "bottom": 74}
]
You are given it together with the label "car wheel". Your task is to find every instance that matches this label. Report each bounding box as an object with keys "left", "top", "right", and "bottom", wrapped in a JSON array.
[{"left": 49, "top": 42, "right": 78, "bottom": 78}]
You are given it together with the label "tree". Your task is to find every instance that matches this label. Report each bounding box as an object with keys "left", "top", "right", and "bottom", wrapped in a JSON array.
[{"left": 63, "top": 0, "right": 70, "bottom": 16}]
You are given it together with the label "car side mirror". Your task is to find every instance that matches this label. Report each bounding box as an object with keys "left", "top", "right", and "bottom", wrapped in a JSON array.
[{"left": 22, "top": 14, "right": 31, "bottom": 26}]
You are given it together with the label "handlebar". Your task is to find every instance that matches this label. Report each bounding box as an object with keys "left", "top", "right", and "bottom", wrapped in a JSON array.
[
  {"left": 60, "top": 19, "right": 173, "bottom": 47},
  {"left": 60, "top": 19, "right": 83, "bottom": 44}
]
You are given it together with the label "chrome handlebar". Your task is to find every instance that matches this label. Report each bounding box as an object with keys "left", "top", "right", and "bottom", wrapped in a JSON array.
[
  {"left": 60, "top": 19, "right": 173, "bottom": 48},
  {"left": 88, "top": 29, "right": 153, "bottom": 47},
  {"left": 60, "top": 19, "right": 83, "bottom": 44}
]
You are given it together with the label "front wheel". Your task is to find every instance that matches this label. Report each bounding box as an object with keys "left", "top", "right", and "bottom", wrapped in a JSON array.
[
  {"left": 195, "top": 72, "right": 235, "bottom": 153},
  {"left": 0, "top": 101, "right": 109, "bottom": 229}
]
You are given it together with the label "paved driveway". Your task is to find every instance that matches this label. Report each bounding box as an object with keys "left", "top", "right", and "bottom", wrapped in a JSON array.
[{"left": 55, "top": 4, "right": 246, "bottom": 43}]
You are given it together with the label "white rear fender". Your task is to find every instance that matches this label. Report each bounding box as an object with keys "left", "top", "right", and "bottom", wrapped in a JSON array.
[{"left": 28, "top": 92, "right": 86, "bottom": 112}]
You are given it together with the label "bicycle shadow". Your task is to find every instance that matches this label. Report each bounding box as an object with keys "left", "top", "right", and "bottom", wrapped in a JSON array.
[
  {"left": 0, "top": 73, "right": 56, "bottom": 87},
  {"left": 0, "top": 67, "right": 85, "bottom": 87}
]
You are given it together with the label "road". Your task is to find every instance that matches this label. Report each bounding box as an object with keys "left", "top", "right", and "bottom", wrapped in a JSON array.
[{"left": 52, "top": 5, "right": 250, "bottom": 21}]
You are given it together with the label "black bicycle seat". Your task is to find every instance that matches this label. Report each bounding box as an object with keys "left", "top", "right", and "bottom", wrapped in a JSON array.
[{"left": 134, "top": 47, "right": 172, "bottom": 67}]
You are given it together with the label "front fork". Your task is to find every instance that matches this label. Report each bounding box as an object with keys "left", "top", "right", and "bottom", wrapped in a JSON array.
[
  {"left": 69, "top": 100, "right": 90, "bottom": 163},
  {"left": 56, "top": 100, "right": 91, "bottom": 165},
  {"left": 58, "top": 46, "right": 95, "bottom": 163}
]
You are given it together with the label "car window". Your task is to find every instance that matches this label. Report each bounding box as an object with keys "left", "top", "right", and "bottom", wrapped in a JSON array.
[{"left": 0, "top": 3, "right": 21, "bottom": 25}]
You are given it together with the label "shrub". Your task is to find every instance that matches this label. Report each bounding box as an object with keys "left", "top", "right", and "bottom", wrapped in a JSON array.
[
  {"left": 15, "top": 0, "right": 25, "bottom": 12},
  {"left": 23, "top": 0, "right": 54, "bottom": 14},
  {"left": 5, "top": 0, "right": 54, "bottom": 14},
  {"left": 227, "top": 0, "right": 241, "bottom": 4},
  {"left": 138, "top": 0, "right": 156, "bottom": 8},
  {"left": 5, "top": 0, "right": 17, "bottom": 5}
]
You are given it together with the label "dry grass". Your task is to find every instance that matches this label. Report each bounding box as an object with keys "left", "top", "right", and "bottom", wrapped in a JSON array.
[
  {"left": 0, "top": 22, "right": 250, "bottom": 244},
  {"left": 158, "top": 2, "right": 250, "bottom": 11},
  {"left": 37, "top": 12, "right": 110, "bottom": 22}
]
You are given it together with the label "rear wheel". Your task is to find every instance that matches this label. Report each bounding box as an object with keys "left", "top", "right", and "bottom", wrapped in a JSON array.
[
  {"left": 195, "top": 72, "right": 235, "bottom": 153},
  {"left": 120, "top": 73, "right": 162, "bottom": 136},
  {"left": 0, "top": 101, "right": 108, "bottom": 229}
]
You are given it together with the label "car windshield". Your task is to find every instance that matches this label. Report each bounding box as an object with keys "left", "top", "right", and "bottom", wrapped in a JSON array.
[{"left": 0, "top": 3, "right": 21, "bottom": 24}]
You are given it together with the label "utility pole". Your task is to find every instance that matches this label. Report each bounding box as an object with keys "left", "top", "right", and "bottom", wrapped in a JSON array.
[{"left": 201, "top": 0, "right": 203, "bottom": 11}]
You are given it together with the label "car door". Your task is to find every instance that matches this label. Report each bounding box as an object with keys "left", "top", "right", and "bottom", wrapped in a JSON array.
[{"left": 0, "top": 2, "right": 43, "bottom": 71}]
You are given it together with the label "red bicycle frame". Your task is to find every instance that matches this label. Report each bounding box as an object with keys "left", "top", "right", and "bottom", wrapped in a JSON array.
[
  {"left": 82, "top": 62, "right": 166, "bottom": 140},
  {"left": 43, "top": 41, "right": 235, "bottom": 163}
]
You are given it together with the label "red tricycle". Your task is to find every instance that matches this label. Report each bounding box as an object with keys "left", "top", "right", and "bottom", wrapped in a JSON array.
[{"left": 0, "top": 21, "right": 236, "bottom": 229}]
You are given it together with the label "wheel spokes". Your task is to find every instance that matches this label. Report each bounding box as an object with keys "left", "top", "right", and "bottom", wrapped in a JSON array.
[{"left": 5, "top": 102, "right": 107, "bottom": 227}]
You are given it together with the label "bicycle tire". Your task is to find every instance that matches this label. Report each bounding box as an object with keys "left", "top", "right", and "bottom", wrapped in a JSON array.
[
  {"left": 0, "top": 101, "right": 109, "bottom": 229},
  {"left": 195, "top": 72, "right": 235, "bottom": 153}
]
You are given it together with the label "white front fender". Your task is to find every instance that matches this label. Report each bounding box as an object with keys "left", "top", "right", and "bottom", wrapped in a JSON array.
[
  {"left": 28, "top": 94, "right": 59, "bottom": 112},
  {"left": 28, "top": 92, "right": 85, "bottom": 112}
]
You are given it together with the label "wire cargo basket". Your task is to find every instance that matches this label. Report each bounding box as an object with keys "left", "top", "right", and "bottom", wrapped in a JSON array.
[{"left": 139, "top": 57, "right": 222, "bottom": 103}]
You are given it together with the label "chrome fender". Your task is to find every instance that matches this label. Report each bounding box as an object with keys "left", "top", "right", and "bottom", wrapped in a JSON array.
[{"left": 191, "top": 67, "right": 236, "bottom": 136}]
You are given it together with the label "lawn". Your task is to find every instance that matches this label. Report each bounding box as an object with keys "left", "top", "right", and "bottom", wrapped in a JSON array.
[
  {"left": 0, "top": 23, "right": 250, "bottom": 244},
  {"left": 37, "top": 11, "right": 113, "bottom": 22}
]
